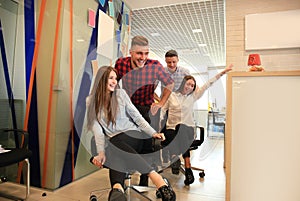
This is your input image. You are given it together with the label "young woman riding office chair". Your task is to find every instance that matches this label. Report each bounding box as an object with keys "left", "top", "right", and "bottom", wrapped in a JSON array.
[
  {"left": 86, "top": 66, "right": 176, "bottom": 201},
  {"left": 160, "top": 65, "right": 232, "bottom": 185}
]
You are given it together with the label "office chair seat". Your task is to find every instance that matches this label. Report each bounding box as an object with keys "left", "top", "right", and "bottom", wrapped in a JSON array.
[
  {"left": 189, "top": 139, "right": 202, "bottom": 151},
  {"left": 0, "top": 148, "right": 32, "bottom": 167}
]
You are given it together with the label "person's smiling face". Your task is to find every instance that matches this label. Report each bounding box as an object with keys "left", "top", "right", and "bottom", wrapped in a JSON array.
[
  {"left": 165, "top": 56, "right": 179, "bottom": 73},
  {"left": 107, "top": 70, "right": 118, "bottom": 93},
  {"left": 130, "top": 45, "right": 149, "bottom": 69},
  {"left": 182, "top": 79, "right": 195, "bottom": 95}
]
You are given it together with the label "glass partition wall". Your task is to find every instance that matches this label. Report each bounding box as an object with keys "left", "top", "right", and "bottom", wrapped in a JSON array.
[{"left": 0, "top": 0, "right": 132, "bottom": 189}]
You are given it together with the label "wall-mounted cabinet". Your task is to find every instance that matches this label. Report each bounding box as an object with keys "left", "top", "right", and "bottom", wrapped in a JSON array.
[{"left": 226, "top": 71, "right": 300, "bottom": 201}]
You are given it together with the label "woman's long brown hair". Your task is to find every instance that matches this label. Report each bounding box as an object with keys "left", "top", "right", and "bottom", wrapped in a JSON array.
[{"left": 87, "top": 66, "right": 118, "bottom": 130}]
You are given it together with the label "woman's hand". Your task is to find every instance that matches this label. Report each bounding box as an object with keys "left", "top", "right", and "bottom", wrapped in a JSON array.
[
  {"left": 152, "top": 133, "right": 166, "bottom": 141},
  {"left": 224, "top": 64, "right": 233, "bottom": 73},
  {"left": 150, "top": 102, "right": 163, "bottom": 115},
  {"left": 218, "top": 64, "right": 233, "bottom": 78},
  {"left": 92, "top": 151, "right": 106, "bottom": 168}
]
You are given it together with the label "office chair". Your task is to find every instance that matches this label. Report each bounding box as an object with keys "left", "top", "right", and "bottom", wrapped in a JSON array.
[
  {"left": 155, "top": 125, "right": 206, "bottom": 198},
  {"left": 178, "top": 126, "right": 205, "bottom": 180},
  {"left": 0, "top": 128, "right": 32, "bottom": 201},
  {"left": 160, "top": 125, "right": 205, "bottom": 177},
  {"left": 88, "top": 162, "right": 158, "bottom": 201},
  {"left": 89, "top": 136, "right": 162, "bottom": 201},
  {"left": 211, "top": 111, "right": 225, "bottom": 135}
]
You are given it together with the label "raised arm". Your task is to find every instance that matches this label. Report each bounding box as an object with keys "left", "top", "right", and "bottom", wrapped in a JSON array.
[
  {"left": 194, "top": 64, "right": 233, "bottom": 99},
  {"left": 205, "top": 64, "right": 232, "bottom": 88},
  {"left": 215, "top": 64, "right": 233, "bottom": 79}
]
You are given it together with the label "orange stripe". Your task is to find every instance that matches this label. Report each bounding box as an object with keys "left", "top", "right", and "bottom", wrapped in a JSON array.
[
  {"left": 20, "top": 0, "right": 47, "bottom": 185},
  {"left": 23, "top": 0, "right": 47, "bottom": 131},
  {"left": 42, "top": 0, "right": 63, "bottom": 188},
  {"left": 69, "top": 0, "right": 75, "bottom": 181}
]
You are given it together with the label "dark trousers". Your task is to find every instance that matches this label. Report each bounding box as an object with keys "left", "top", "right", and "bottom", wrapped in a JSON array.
[
  {"left": 162, "top": 124, "right": 194, "bottom": 159},
  {"left": 105, "top": 131, "right": 153, "bottom": 188}
]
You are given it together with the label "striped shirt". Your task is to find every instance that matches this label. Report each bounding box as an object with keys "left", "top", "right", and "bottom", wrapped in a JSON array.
[{"left": 164, "top": 66, "right": 190, "bottom": 92}]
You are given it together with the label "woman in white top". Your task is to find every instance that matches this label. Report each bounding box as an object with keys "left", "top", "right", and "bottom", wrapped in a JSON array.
[
  {"left": 86, "top": 66, "right": 176, "bottom": 201},
  {"left": 160, "top": 65, "right": 232, "bottom": 185}
]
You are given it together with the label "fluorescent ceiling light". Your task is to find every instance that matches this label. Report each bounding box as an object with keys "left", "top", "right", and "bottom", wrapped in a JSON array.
[
  {"left": 192, "top": 29, "right": 202, "bottom": 33},
  {"left": 150, "top": 32, "right": 160, "bottom": 37},
  {"left": 198, "top": 43, "right": 207, "bottom": 47}
]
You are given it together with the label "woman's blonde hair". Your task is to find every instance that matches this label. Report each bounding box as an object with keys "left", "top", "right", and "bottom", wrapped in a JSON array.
[{"left": 86, "top": 66, "right": 118, "bottom": 130}]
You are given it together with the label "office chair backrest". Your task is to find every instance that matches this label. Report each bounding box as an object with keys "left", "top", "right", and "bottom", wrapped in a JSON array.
[
  {"left": 211, "top": 111, "right": 225, "bottom": 135},
  {"left": 0, "top": 128, "right": 29, "bottom": 149}
]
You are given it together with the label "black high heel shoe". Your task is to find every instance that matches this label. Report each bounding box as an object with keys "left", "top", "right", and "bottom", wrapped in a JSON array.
[
  {"left": 158, "top": 185, "right": 176, "bottom": 201},
  {"left": 184, "top": 168, "right": 195, "bottom": 185}
]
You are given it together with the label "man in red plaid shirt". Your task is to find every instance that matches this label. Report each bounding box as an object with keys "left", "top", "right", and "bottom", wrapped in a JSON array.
[{"left": 115, "top": 35, "right": 174, "bottom": 186}]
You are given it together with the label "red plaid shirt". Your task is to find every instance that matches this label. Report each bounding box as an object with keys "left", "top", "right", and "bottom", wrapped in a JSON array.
[{"left": 115, "top": 57, "right": 174, "bottom": 106}]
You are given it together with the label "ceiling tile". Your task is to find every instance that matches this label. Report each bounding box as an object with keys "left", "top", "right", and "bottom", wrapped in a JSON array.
[{"left": 128, "top": 0, "right": 225, "bottom": 72}]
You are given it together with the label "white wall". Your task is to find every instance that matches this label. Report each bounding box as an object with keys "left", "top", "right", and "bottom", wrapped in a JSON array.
[{"left": 226, "top": 0, "right": 300, "bottom": 72}]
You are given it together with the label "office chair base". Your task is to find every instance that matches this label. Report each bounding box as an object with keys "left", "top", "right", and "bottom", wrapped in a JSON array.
[
  {"left": 125, "top": 173, "right": 156, "bottom": 200},
  {"left": 89, "top": 186, "right": 155, "bottom": 201},
  {"left": 179, "top": 164, "right": 205, "bottom": 179},
  {"left": 89, "top": 188, "right": 110, "bottom": 201},
  {"left": 89, "top": 174, "right": 156, "bottom": 201},
  {"left": 127, "top": 185, "right": 155, "bottom": 201}
]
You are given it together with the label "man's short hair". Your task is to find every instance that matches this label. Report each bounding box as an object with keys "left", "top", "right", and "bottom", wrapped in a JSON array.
[
  {"left": 131, "top": 35, "right": 149, "bottom": 48},
  {"left": 165, "top": 50, "right": 178, "bottom": 58}
]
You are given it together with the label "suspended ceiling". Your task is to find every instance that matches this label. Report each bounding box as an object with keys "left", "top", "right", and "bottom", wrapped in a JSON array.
[{"left": 123, "top": 0, "right": 226, "bottom": 73}]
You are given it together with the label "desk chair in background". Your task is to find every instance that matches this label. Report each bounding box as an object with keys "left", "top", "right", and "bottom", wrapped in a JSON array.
[
  {"left": 211, "top": 111, "right": 225, "bottom": 135},
  {"left": 0, "top": 128, "right": 32, "bottom": 201}
]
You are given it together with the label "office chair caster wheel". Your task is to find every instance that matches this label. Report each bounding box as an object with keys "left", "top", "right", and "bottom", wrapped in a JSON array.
[
  {"left": 184, "top": 179, "right": 191, "bottom": 186},
  {"left": 0, "top": 176, "right": 7, "bottom": 182},
  {"left": 199, "top": 171, "right": 205, "bottom": 178},
  {"left": 90, "top": 194, "right": 97, "bottom": 201}
]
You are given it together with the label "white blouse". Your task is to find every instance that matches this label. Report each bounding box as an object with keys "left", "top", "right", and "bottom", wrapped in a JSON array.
[{"left": 161, "top": 76, "right": 218, "bottom": 130}]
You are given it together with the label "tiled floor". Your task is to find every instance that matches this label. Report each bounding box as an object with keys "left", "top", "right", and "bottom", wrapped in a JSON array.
[{"left": 0, "top": 133, "right": 225, "bottom": 201}]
